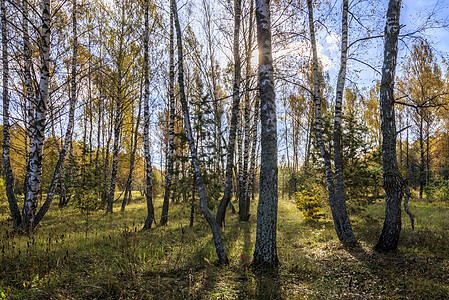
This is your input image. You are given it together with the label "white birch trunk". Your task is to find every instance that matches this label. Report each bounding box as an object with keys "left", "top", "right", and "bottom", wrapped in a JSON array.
[
  {"left": 34, "top": 0, "right": 78, "bottom": 227},
  {"left": 143, "top": 0, "right": 155, "bottom": 229},
  {"left": 375, "top": 0, "right": 404, "bottom": 252},
  {"left": 160, "top": 9, "right": 175, "bottom": 226},
  {"left": 331, "top": 0, "right": 356, "bottom": 244},
  {"left": 2, "top": 0, "right": 21, "bottom": 228},
  {"left": 252, "top": 0, "right": 279, "bottom": 269},
  {"left": 216, "top": 0, "right": 242, "bottom": 227},
  {"left": 21, "top": 0, "right": 51, "bottom": 231},
  {"left": 172, "top": 0, "right": 228, "bottom": 265}
]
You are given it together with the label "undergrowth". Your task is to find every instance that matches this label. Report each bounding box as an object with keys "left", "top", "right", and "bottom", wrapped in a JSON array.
[{"left": 0, "top": 192, "right": 448, "bottom": 299}]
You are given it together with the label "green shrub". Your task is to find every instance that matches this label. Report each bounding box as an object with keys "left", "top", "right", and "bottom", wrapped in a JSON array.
[{"left": 295, "top": 186, "right": 324, "bottom": 221}]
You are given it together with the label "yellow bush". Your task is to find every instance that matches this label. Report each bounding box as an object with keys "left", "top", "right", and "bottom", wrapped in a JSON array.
[{"left": 295, "top": 186, "right": 324, "bottom": 221}]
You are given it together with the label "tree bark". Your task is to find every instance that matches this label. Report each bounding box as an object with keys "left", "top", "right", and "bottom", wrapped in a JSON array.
[
  {"left": 331, "top": 0, "right": 356, "bottom": 244},
  {"left": 375, "top": 0, "right": 403, "bottom": 252},
  {"left": 252, "top": 0, "right": 279, "bottom": 269},
  {"left": 142, "top": 0, "right": 155, "bottom": 229},
  {"left": 239, "top": 0, "right": 254, "bottom": 222},
  {"left": 21, "top": 0, "right": 51, "bottom": 232},
  {"left": 216, "top": 0, "right": 242, "bottom": 227},
  {"left": 34, "top": 0, "right": 78, "bottom": 227},
  {"left": 2, "top": 0, "right": 21, "bottom": 228},
  {"left": 160, "top": 9, "right": 175, "bottom": 226},
  {"left": 122, "top": 96, "right": 142, "bottom": 211},
  {"left": 106, "top": 70, "right": 122, "bottom": 214},
  {"left": 172, "top": 0, "right": 228, "bottom": 265},
  {"left": 419, "top": 116, "right": 424, "bottom": 198},
  {"left": 307, "top": 0, "right": 336, "bottom": 237},
  {"left": 23, "top": 0, "right": 35, "bottom": 201}
]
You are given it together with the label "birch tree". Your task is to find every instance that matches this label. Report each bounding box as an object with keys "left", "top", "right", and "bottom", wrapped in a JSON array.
[
  {"left": 172, "top": 0, "right": 228, "bottom": 265},
  {"left": 215, "top": 0, "right": 242, "bottom": 227},
  {"left": 143, "top": 0, "right": 155, "bottom": 229},
  {"left": 252, "top": 0, "right": 279, "bottom": 269},
  {"left": 21, "top": 0, "right": 52, "bottom": 231},
  {"left": 2, "top": 0, "right": 21, "bottom": 228},
  {"left": 331, "top": 0, "right": 356, "bottom": 243},
  {"left": 375, "top": 0, "right": 403, "bottom": 252},
  {"left": 306, "top": 0, "right": 356, "bottom": 244},
  {"left": 160, "top": 9, "right": 175, "bottom": 226},
  {"left": 34, "top": 0, "right": 78, "bottom": 226}
]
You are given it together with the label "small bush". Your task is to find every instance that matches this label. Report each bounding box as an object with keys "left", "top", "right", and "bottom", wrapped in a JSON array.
[
  {"left": 425, "top": 180, "right": 449, "bottom": 202},
  {"left": 295, "top": 186, "right": 324, "bottom": 221}
]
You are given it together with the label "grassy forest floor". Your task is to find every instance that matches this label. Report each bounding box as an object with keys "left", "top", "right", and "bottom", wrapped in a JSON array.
[{"left": 0, "top": 191, "right": 448, "bottom": 299}]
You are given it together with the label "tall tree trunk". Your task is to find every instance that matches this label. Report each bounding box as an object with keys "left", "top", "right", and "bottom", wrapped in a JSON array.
[
  {"left": 252, "top": 0, "right": 279, "bottom": 269},
  {"left": 122, "top": 96, "right": 142, "bottom": 211},
  {"left": 331, "top": 0, "right": 356, "bottom": 244},
  {"left": 23, "top": 0, "right": 35, "bottom": 200},
  {"left": 216, "top": 0, "right": 242, "bottom": 227},
  {"left": 375, "top": 0, "right": 403, "bottom": 252},
  {"left": 34, "top": 0, "right": 78, "bottom": 227},
  {"left": 239, "top": 0, "right": 254, "bottom": 222},
  {"left": 246, "top": 94, "right": 260, "bottom": 205},
  {"left": 106, "top": 72, "right": 122, "bottom": 214},
  {"left": 2, "top": 0, "right": 21, "bottom": 228},
  {"left": 172, "top": 0, "right": 228, "bottom": 265},
  {"left": 419, "top": 116, "right": 424, "bottom": 198},
  {"left": 307, "top": 0, "right": 337, "bottom": 242},
  {"left": 21, "top": 0, "right": 51, "bottom": 232},
  {"left": 160, "top": 9, "right": 175, "bottom": 226},
  {"left": 143, "top": 0, "right": 155, "bottom": 229}
]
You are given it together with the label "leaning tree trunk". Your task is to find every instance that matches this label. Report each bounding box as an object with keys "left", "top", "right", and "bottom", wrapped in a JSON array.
[
  {"left": 2, "top": 0, "right": 21, "bottom": 228},
  {"left": 172, "top": 0, "right": 228, "bottom": 265},
  {"left": 34, "top": 0, "right": 78, "bottom": 227},
  {"left": 375, "top": 0, "right": 404, "bottom": 252},
  {"left": 216, "top": 0, "right": 242, "bottom": 227},
  {"left": 252, "top": 0, "right": 279, "bottom": 269},
  {"left": 307, "top": 0, "right": 341, "bottom": 242},
  {"left": 331, "top": 0, "right": 357, "bottom": 244},
  {"left": 21, "top": 0, "right": 51, "bottom": 232},
  {"left": 143, "top": 0, "right": 155, "bottom": 229},
  {"left": 160, "top": 9, "right": 175, "bottom": 226}
]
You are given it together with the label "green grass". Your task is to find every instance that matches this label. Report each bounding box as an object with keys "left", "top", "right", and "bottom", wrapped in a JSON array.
[{"left": 0, "top": 191, "right": 448, "bottom": 299}]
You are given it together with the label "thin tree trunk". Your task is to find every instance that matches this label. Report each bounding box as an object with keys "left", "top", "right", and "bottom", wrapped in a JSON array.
[
  {"left": 34, "top": 0, "right": 78, "bottom": 227},
  {"left": 2, "top": 0, "right": 21, "bottom": 228},
  {"left": 307, "top": 0, "right": 337, "bottom": 242},
  {"left": 331, "top": 0, "right": 357, "bottom": 244},
  {"left": 246, "top": 94, "right": 260, "bottom": 205},
  {"left": 375, "top": 0, "right": 404, "bottom": 252},
  {"left": 143, "top": 0, "right": 155, "bottom": 229},
  {"left": 21, "top": 0, "right": 51, "bottom": 231},
  {"left": 216, "top": 0, "right": 242, "bottom": 227},
  {"left": 106, "top": 72, "right": 122, "bottom": 214},
  {"left": 122, "top": 95, "right": 142, "bottom": 211},
  {"left": 190, "top": 176, "right": 195, "bottom": 227},
  {"left": 239, "top": 0, "right": 254, "bottom": 222},
  {"left": 23, "top": 0, "right": 34, "bottom": 200},
  {"left": 172, "top": 0, "right": 228, "bottom": 265},
  {"left": 419, "top": 116, "right": 424, "bottom": 198},
  {"left": 252, "top": 0, "right": 279, "bottom": 269},
  {"left": 160, "top": 9, "right": 175, "bottom": 226}
]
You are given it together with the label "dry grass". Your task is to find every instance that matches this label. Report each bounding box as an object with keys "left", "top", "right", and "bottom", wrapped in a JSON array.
[{"left": 0, "top": 191, "right": 448, "bottom": 299}]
